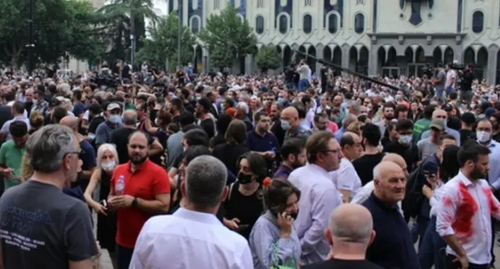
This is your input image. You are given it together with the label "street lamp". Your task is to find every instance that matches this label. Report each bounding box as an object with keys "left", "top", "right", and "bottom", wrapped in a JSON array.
[
  {"left": 27, "top": 0, "right": 34, "bottom": 75},
  {"left": 177, "top": 0, "right": 182, "bottom": 68}
]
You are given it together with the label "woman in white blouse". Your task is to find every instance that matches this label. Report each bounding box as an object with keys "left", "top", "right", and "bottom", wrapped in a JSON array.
[{"left": 249, "top": 179, "right": 301, "bottom": 269}]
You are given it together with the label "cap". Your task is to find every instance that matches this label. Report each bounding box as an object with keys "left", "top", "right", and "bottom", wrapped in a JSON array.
[
  {"left": 107, "top": 102, "right": 121, "bottom": 111},
  {"left": 430, "top": 119, "right": 445, "bottom": 131},
  {"left": 461, "top": 112, "right": 476, "bottom": 125}
]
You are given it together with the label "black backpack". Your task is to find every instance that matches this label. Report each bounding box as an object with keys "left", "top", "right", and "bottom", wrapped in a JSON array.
[{"left": 402, "top": 164, "right": 424, "bottom": 221}]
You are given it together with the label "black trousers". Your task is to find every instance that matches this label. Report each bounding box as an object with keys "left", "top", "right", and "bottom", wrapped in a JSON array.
[
  {"left": 445, "top": 255, "right": 488, "bottom": 269},
  {"left": 117, "top": 245, "right": 134, "bottom": 269}
]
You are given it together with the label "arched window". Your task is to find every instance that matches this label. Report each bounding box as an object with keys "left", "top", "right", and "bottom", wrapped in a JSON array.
[
  {"left": 328, "top": 13, "right": 338, "bottom": 34},
  {"left": 214, "top": 0, "right": 220, "bottom": 9},
  {"left": 472, "top": 11, "right": 484, "bottom": 33},
  {"left": 191, "top": 17, "right": 200, "bottom": 34},
  {"left": 279, "top": 15, "right": 288, "bottom": 34},
  {"left": 354, "top": 14, "right": 365, "bottom": 34},
  {"left": 303, "top": 14, "right": 312, "bottom": 34},
  {"left": 256, "top": 16, "right": 264, "bottom": 34}
]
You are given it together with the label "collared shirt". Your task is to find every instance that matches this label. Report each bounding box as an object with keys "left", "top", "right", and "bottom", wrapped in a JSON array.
[
  {"left": 429, "top": 181, "right": 445, "bottom": 217},
  {"left": 249, "top": 211, "right": 301, "bottom": 269},
  {"left": 421, "top": 127, "right": 461, "bottom": 146},
  {"left": 363, "top": 192, "right": 420, "bottom": 269},
  {"left": 483, "top": 140, "right": 500, "bottom": 190},
  {"left": 351, "top": 181, "right": 403, "bottom": 214},
  {"left": 31, "top": 99, "right": 49, "bottom": 115},
  {"left": 329, "top": 158, "right": 361, "bottom": 201},
  {"left": 334, "top": 127, "right": 344, "bottom": 141},
  {"left": 111, "top": 159, "right": 170, "bottom": 248},
  {"left": 288, "top": 163, "right": 342, "bottom": 264},
  {"left": 95, "top": 120, "right": 122, "bottom": 146},
  {"left": 246, "top": 130, "right": 280, "bottom": 153},
  {"left": 129, "top": 208, "right": 253, "bottom": 269},
  {"left": 285, "top": 122, "right": 313, "bottom": 141},
  {"left": 274, "top": 164, "right": 293, "bottom": 181},
  {"left": 436, "top": 171, "right": 500, "bottom": 264},
  {"left": 0, "top": 116, "right": 30, "bottom": 141}
]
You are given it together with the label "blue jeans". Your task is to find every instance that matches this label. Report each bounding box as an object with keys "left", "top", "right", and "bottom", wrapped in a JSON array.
[
  {"left": 117, "top": 245, "right": 134, "bottom": 269},
  {"left": 411, "top": 216, "right": 429, "bottom": 249},
  {"left": 436, "top": 88, "right": 444, "bottom": 99},
  {"left": 418, "top": 216, "right": 446, "bottom": 269},
  {"left": 299, "top": 79, "right": 310, "bottom": 92},
  {"left": 445, "top": 86, "right": 454, "bottom": 97}
]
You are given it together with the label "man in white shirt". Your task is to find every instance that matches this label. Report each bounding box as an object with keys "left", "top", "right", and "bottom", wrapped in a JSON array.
[
  {"left": 331, "top": 132, "right": 363, "bottom": 203},
  {"left": 436, "top": 142, "right": 500, "bottom": 268},
  {"left": 129, "top": 155, "right": 253, "bottom": 269},
  {"left": 288, "top": 131, "right": 343, "bottom": 265},
  {"left": 445, "top": 63, "right": 456, "bottom": 96}
]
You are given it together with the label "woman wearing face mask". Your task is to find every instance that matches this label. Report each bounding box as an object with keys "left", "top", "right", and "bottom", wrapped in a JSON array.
[
  {"left": 83, "top": 144, "right": 119, "bottom": 269},
  {"left": 223, "top": 152, "right": 267, "bottom": 240},
  {"left": 249, "top": 179, "right": 301, "bottom": 269}
]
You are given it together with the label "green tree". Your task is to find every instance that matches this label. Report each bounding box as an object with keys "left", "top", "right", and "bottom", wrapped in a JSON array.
[
  {"left": 136, "top": 14, "right": 196, "bottom": 70},
  {"left": 256, "top": 46, "right": 281, "bottom": 72},
  {"left": 0, "top": 0, "right": 105, "bottom": 69},
  {"left": 198, "top": 4, "right": 257, "bottom": 71},
  {"left": 97, "top": 0, "right": 158, "bottom": 66}
]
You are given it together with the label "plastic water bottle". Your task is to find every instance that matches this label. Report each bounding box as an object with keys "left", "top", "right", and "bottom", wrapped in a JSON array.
[{"left": 115, "top": 175, "right": 125, "bottom": 195}]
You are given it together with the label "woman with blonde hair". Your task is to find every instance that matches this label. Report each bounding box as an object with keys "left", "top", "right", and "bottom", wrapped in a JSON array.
[
  {"left": 84, "top": 143, "right": 119, "bottom": 269},
  {"left": 28, "top": 111, "right": 44, "bottom": 134}
]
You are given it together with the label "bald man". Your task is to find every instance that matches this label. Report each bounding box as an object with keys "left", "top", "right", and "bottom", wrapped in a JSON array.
[
  {"left": 330, "top": 132, "right": 362, "bottom": 203},
  {"left": 281, "top": 106, "right": 313, "bottom": 140},
  {"left": 362, "top": 161, "right": 419, "bottom": 269},
  {"left": 60, "top": 115, "right": 97, "bottom": 189},
  {"left": 303, "top": 204, "right": 382, "bottom": 269},
  {"left": 420, "top": 109, "right": 461, "bottom": 146}
]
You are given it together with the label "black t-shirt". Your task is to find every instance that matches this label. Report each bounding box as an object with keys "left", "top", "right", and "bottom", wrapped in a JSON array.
[
  {"left": 353, "top": 152, "right": 385, "bottom": 186},
  {"left": 0, "top": 181, "right": 98, "bottom": 268},
  {"left": 459, "top": 129, "right": 476, "bottom": 145},
  {"left": 88, "top": 115, "right": 106, "bottom": 135},
  {"left": 493, "top": 132, "right": 500, "bottom": 143},
  {"left": 212, "top": 143, "right": 250, "bottom": 175},
  {"left": 383, "top": 142, "right": 419, "bottom": 172},
  {"left": 303, "top": 259, "right": 384, "bottom": 269},
  {"left": 199, "top": 118, "right": 215, "bottom": 139},
  {"left": 110, "top": 127, "right": 154, "bottom": 164}
]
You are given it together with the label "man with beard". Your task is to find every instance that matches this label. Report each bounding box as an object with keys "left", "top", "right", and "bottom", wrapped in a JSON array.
[
  {"left": 436, "top": 141, "right": 500, "bottom": 269},
  {"left": 246, "top": 111, "right": 279, "bottom": 172},
  {"left": 375, "top": 102, "right": 396, "bottom": 142},
  {"left": 270, "top": 103, "right": 286, "bottom": 147},
  {"left": 288, "top": 131, "right": 343, "bottom": 264},
  {"left": 195, "top": 97, "right": 215, "bottom": 139},
  {"left": 23, "top": 88, "right": 34, "bottom": 118},
  {"left": 0, "top": 125, "right": 98, "bottom": 268},
  {"left": 108, "top": 131, "right": 170, "bottom": 269},
  {"left": 274, "top": 138, "right": 306, "bottom": 180}
]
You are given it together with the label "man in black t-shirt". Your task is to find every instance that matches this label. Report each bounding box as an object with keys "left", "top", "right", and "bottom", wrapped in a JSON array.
[
  {"left": 303, "top": 204, "right": 383, "bottom": 269},
  {"left": 459, "top": 112, "right": 476, "bottom": 145},
  {"left": 0, "top": 125, "right": 98, "bottom": 268},
  {"left": 383, "top": 119, "right": 419, "bottom": 173},
  {"left": 353, "top": 124, "right": 384, "bottom": 186},
  {"left": 195, "top": 97, "right": 215, "bottom": 139}
]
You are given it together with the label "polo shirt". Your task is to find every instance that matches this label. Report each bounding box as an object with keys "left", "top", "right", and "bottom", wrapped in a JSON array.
[
  {"left": 95, "top": 120, "right": 122, "bottom": 146},
  {"left": 246, "top": 130, "right": 279, "bottom": 153},
  {"left": 111, "top": 159, "right": 170, "bottom": 248},
  {"left": 0, "top": 141, "right": 24, "bottom": 189},
  {"left": 362, "top": 192, "right": 420, "bottom": 269}
]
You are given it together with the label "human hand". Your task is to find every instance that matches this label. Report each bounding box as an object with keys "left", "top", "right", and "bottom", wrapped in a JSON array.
[
  {"left": 453, "top": 254, "right": 469, "bottom": 269},
  {"left": 264, "top": 151, "right": 276, "bottom": 159},
  {"left": 108, "top": 195, "right": 134, "bottom": 209},
  {"left": 224, "top": 218, "right": 240, "bottom": 230},
  {"left": 3, "top": 168, "right": 12, "bottom": 178},
  {"left": 422, "top": 185, "right": 433, "bottom": 199},
  {"left": 425, "top": 173, "right": 437, "bottom": 189},
  {"left": 277, "top": 212, "right": 293, "bottom": 236},
  {"left": 93, "top": 203, "right": 108, "bottom": 216}
]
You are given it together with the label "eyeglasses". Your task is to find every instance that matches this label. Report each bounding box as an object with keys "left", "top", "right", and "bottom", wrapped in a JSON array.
[{"left": 322, "top": 149, "right": 340, "bottom": 155}]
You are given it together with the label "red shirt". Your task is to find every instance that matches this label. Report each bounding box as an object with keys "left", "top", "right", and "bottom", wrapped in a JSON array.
[{"left": 111, "top": 159, "right": 170, "bottom": 248}]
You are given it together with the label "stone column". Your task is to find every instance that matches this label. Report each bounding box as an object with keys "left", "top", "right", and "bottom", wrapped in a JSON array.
[
  {"left": 341, "top": 44, "right": 350, "bottom": 76},
  {"left": 368, "top": 44, "right": 378, "bottom": 76},
  {"left": 245, "top": 54, "right": 253, "bottom": 75},
  {"left": 316, "top": 44, "right": 324, "bottom": 75},
  {"left": 487, "top": 45, "right": 499, "bottom": 85},
  {"left": 202, "top": 47, "right": 209, "bottom": 73}
]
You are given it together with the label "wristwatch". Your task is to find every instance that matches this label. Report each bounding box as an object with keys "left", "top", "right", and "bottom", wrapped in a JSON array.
[{"left": 132, "top": 197, "right": 138, "bottom": 207}]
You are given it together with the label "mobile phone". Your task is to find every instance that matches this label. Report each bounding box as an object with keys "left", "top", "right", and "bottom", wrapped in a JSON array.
[
  {"left": 238, "top": 224, "right": 250, "bottom": 230},
  {"left": 99, "top": 200, "right": 108, "bottom": 207}
]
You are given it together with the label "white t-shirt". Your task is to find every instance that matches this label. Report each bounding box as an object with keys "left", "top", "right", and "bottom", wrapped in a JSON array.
[
  {"left": 445, "top": 69, "right": 456, "bottom": 88},
  {"left": 330, "top": 158, "right": 362, "bottom": 200}
]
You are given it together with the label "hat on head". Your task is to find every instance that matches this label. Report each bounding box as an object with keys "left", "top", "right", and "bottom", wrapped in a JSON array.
[
  {"left": 430, "top": 119, "right": 445, "bottom": 131},
  {"left": 107, "top": 102, "right": 121, "bottom": 111}
]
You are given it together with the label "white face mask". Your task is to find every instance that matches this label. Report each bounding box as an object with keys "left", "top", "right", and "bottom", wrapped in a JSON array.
[
  {"left": 477, "top": 131, "right": 491, "bottom": 143},
  {"left": 398, "top": 134, "right": 413, "bottom": 146},
  {"left": 101, "top": 161, "right": 116, "bottom": 172}
]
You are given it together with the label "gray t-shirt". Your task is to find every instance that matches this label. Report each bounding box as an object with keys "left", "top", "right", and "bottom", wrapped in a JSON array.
[
  {"left": 436, "top": 70, "right": 446, "bottom": 90},
  {"left": 0, "top": 181, "right": 98, "bottom": 269},
  {"left": 417, "top": 138, "right": 438, "bottom": 161}
]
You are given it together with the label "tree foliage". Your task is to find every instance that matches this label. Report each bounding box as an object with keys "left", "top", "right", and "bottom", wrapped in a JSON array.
[
  {"left": 256, "top": 46, "right": 281, "bottom": 72},
  {"left": 136, "top": 14, "right": 197, "bottom": 70},
  {"left": 0, "top": 0, "right": 105, "bottom": 69},
  {"left": 198, "top": 4, "right": 257, "bottom": 71}
]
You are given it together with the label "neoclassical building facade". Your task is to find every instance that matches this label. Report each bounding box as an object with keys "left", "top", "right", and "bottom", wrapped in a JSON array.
[{"left": 168, "top": 0, "right": 500, "bottom": 83}]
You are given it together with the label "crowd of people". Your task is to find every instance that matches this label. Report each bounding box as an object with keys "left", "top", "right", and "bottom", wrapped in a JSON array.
[{"left": 0, "top": 58, "right": 499, "bottom": 269}]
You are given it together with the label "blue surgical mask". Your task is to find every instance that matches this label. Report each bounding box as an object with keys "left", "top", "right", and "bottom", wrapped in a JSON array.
[
  {"left": 443, "top": 120, "right": 447, "bottom": 127},
  {"left": 277, "top": 97, "right": 284, "bottom": 104},
  {"left": 281, "top": 119, "right": 291, "bottom": 131},
  {"left": 109, "top": 115, "right": 122, "bottom": 124}
]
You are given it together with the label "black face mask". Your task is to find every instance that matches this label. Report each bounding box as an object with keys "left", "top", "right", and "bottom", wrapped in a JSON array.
[
  {"left": 287, "top": 211, "right": 299, "bottom": 220},
  {"left": 237, "top": 173, "right": 253, "bottom": 184}
]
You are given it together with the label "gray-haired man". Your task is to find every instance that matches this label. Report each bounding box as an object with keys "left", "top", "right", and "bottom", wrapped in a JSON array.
[{"left": 0, "top": 124, "right": 98, "bottom": 269}]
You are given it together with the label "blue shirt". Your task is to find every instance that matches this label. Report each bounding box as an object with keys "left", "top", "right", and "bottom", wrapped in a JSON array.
[
  {"left": 421, "top": 127, "right": 461, "bottom": 146},
  {"left": 484, "top": 140, "right": 500, "bottom": 190},
  {"left": 334, "top": 127, "right": 344, "bottom": 141},
  {"left": 95, "top": 120, "right": 122, "bottom": 146},
  {"left": 246, "top": 130, "right": 279, "bottom": 153},
  {"left": 274, "top": 164, "right": 293, "bottom": 180},
  {"left": 362, "top": 192, "right": 420, "bottom": 269}
]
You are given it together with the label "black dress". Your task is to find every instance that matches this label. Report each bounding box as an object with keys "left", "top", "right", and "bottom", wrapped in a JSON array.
[{"left": 97, "top": 169, "right": 117, "bottom": 252}]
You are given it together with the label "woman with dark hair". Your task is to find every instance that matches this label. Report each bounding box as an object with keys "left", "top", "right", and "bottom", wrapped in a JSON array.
[
  {"left": 418, "top": 145, "right": 460, "bottom": 269},
  {"left": 212, "top": 113, "right": 232, "bottom": 148},
  {"left": 249, "top": 179, "right": 301, "bottom": 269},
  {"left": 212, "top": 119, "right": 250, "bottom": 175},
  {"left": 408, "top": 101, "right": 422, "bottom": 122},
  {"left": 223, "top": 152, "right": 267, "bottom": 240}
]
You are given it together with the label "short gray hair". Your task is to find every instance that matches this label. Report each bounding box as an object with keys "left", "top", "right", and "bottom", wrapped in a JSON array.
[
  {"left": 329, "top": 208, "right": 373, "bottom": 244},
  {"left": 26, "top": 125, "right": 76, "bottom": 173},
  {"left": 185, "top": 155, "right": 228, "bottom": 209},
  {"left": 237, "top": 102, "right": 249, "bottom": 115},
  {"left": 350, "top": 101, "right": 361, "bottom": 114}
]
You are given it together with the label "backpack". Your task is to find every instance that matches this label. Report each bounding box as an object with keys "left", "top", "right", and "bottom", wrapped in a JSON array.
[{"left": 402, "top": 164, "right": 424, "bottom": 221}]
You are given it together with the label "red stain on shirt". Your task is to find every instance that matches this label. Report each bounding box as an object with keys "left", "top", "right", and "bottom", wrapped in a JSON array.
[
  {"left": 483, "top": 187, "right": 500, "bottom": 214},
  {"left": 451, "top": 182, "right": 478, "bottom": 243},
  {"left": 443, "top": 196, "right": 452, "bottom": 207}
]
